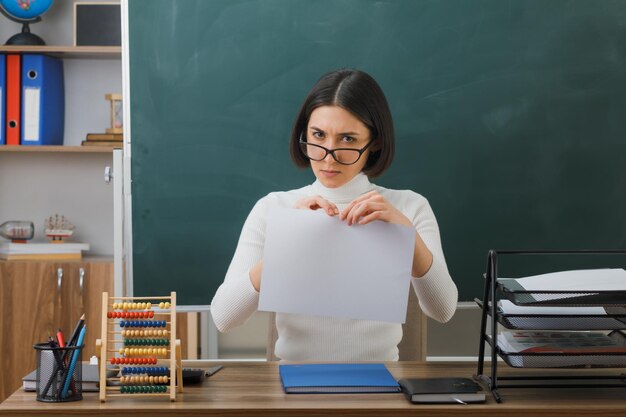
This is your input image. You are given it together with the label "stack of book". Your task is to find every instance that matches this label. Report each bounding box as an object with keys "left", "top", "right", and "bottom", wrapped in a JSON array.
[
  {"left": 81, "top": 133, "right": 123, "bottom": 148},
  {"left": 0, "top": 241, "right": 90, "bottom": 260}
]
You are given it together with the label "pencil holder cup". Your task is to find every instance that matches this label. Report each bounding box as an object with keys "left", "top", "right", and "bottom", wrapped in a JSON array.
[{"left": 34, "top": 342, "right": 84, "bottom": 402}]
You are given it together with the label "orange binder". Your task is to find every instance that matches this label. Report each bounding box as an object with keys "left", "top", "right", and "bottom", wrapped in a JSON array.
[{"left": 6, "top": 54, "right": 21, "bottom": 145}]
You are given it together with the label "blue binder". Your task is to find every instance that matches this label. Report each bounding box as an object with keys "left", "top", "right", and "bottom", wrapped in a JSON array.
[
  {"left": 0, "top": 54, "right": 5, "bottom": 145},
  {"left": 279, "top": 363, "right": 401, "bottom": 394},
  {"left": 21, "top": 54, "right": 65, "bottom": 146}
]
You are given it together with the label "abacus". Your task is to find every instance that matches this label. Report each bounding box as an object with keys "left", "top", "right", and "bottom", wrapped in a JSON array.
[{"left": 96, "top": 292, "right": 183, "bottom": 402}]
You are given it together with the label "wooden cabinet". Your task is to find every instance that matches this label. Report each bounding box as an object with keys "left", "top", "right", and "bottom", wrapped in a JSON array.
[
  {"left": 0, "top": 258, "right": 113, "bottom": 402},
  {"left": 0, "top": 261, "right": 59, "bottom": 402}
]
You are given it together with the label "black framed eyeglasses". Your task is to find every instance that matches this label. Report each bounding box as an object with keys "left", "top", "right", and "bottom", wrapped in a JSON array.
[{"left": 298, "top": 133, "right": 374, "bottom": 165}]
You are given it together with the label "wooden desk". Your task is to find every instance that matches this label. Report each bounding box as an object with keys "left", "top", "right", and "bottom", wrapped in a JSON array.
[{"left": 1, "top": 362, "right": 625, "bottom": 416}]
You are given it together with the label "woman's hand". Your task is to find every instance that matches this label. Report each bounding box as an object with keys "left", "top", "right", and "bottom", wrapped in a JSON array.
[
  {"left": 342, "top": 191, "right": 433, "bottom": 277},
  {"left": 293, "top": 195, "right": 339, "bottom": 216},
  {"left": 340, "top": 191, "right": 412, "bottom": 227}
]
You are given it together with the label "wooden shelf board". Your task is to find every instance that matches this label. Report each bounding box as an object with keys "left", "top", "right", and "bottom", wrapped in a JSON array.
[
  {"left": 0, "top": 256, "right": 113, "bottom": 264},
  {"left": 0, "top": 146, "right": 118, "bottom": 153},
  {"left": 0, "top": 45, "right": 121, "bottom": 59}
]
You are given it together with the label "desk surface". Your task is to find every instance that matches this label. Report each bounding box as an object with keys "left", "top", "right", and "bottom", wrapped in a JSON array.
[{"left": 1, "top": 362, "right": 626, "bottom": 416}]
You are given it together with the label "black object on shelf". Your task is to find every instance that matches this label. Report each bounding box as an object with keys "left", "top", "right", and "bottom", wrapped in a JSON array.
[{"left": 474, "top": 249, "right": 626, "bottom": 403}]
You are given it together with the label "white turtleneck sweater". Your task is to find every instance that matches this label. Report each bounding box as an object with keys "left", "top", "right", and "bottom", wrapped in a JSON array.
[{"left": 211, "top": 173, "right": 458, "bottom": 361}]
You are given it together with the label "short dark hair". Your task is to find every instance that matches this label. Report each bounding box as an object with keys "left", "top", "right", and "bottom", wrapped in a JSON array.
[{"left": 289, "top": 69, "right": 395, "bottom": 178}]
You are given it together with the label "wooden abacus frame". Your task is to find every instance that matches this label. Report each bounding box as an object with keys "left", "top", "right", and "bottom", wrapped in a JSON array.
[{"left": 96, "top": 292, "right": 183, "bottom": 402}]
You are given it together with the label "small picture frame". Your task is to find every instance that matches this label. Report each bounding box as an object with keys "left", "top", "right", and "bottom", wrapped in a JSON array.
[
  {"left": 74, "top": 2, "right": 122, "bottom": 47},
  {"left": 105, "top": 93, "right": 123, "bottom": 134}
]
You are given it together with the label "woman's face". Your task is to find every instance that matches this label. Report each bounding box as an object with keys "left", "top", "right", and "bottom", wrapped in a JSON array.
[{"left": 305, "top": 105, "right": 372, "bottom": 188}]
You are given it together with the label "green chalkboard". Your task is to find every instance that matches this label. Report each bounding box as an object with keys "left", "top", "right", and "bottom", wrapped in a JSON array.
[{"left": 129, "top": 0, "right": 626, "bottom": 305}]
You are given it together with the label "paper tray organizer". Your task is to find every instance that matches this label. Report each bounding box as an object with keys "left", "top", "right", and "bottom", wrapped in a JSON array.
[{"left": 474, "top": 249, "right": 626, "bottom": 403}]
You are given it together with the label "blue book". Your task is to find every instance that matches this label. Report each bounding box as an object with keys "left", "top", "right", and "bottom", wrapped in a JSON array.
[
  {"left": 279, "top": 363, "right": 401, "bottom": 394},
  {"left": 0, "top": 54, "right": 5, "bottom": 145},
  {"left": 21, "top": 54, "right": 65, "bottom": 146}
]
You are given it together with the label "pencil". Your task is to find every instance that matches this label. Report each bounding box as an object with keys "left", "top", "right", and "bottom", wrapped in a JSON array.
[{"left": 61, "top": 314, "right": 85, "bottom": 363}]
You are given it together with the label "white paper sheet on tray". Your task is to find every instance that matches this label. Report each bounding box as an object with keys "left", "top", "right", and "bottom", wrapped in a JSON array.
[{"left": 508, "top": 268, "right": 626, "bottom": 302}]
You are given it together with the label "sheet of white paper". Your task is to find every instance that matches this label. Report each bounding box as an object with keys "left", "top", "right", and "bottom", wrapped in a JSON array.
[
  {"left": 515, "top": 268, "right": 626, "bottom": 291},
  {"left": 258, "top": 207, "right": 416, "bottom": 323}
]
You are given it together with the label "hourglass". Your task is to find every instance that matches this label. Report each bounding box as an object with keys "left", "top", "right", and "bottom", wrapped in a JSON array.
[{"left": 105, "top": 93, "right": 123, "bottom": 134}]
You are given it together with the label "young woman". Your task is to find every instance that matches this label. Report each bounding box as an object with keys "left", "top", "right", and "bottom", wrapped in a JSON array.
[{"left": 211, "top": 69, "right": 458, "bottom": 361}]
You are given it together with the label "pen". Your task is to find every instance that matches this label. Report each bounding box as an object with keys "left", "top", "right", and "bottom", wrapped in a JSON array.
[
  {"left": 44, "top": 337, "right": 65, "bottom": 398},
  {"left": 61, "top": 325, "right": 86, "bottom": 399},
  {"left": 56, "top": 328, "right": 65, "bottom": 348},
  {"left": 56, "top": 328, "right": 77, "bottom": 394}
]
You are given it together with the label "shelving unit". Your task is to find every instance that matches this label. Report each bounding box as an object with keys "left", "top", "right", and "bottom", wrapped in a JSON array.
[
  {"left": 475, "top": 250, "right": 626, "bottom": 402},
  {"left": 0, "top": 44, "right": 121, "bottom": 249},
  {"left": 0, "top": 5, "right": 123, "bottom": 403}
]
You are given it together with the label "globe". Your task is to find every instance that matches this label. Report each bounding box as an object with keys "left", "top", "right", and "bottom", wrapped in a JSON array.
[{"left": 0, "top": 0, "right": 55, "bottom": 45}]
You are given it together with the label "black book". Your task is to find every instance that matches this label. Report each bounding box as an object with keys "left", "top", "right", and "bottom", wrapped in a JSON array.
[{"left": 398, "top": 377, "right": 486, "bottom": 404}]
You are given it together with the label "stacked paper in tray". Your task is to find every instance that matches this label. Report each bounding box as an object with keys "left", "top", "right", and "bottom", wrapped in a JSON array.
[
  {"left": 499, "top": 331, "right": 626, "bottom": 354},
  {"left": 497, "top": 330, "right": 626, "bottom": 368},
  {"left": 0, "top": 241, "right": 89, "bottom": 260},
  {"left": 496, "top": 268, "right": 626, "bottom": 368}
]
